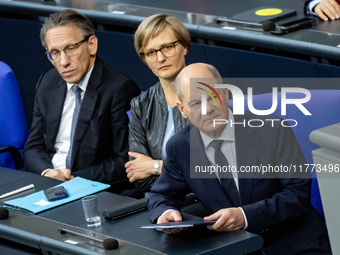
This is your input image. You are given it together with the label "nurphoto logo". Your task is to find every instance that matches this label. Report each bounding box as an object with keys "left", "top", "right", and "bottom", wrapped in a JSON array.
[
  {"left": 196, "top": 80, "right": 312, "bottom": 128},
  {"left": 196, "top": 82, "right": 223, "bottom": 114}
]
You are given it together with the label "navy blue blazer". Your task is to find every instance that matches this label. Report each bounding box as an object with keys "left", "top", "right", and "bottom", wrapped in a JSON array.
[
  {"left": 149, "top": 111, "right": 330, "bottom": 253},
  {"left": 24, "top": 57, "right": 140, "bottom": 183}
]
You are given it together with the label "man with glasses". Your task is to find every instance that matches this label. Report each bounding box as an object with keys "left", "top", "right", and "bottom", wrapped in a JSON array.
[{"left": 23, "top": 9, "right": 140, "bottom": 185}]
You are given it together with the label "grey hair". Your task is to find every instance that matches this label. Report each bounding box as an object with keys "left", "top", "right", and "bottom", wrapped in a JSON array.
[
  {"left": 206, "top": 64, "right": 222, "bottom": 84},
  {"left": 175, "top": 64, "right": 222, "bottom": 103},
  {"left": 40, "top": 9, "right": 95, "bottom": 48}
]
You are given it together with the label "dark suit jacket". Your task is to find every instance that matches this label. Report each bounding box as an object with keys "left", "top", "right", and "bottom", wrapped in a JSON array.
[
  {"left": 149, "top": 111, "right": 330, "bottom": 254},
  {"left": 23, "top": 57, "right": 140, "bottom": 183},
  {"left": 304, "top": 0, "right": 320, "bottom": 15}
]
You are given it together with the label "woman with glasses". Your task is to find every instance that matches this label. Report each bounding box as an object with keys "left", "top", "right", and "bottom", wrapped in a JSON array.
[{"left": 125, "top": 14, "right": 191, "bottom": 193}]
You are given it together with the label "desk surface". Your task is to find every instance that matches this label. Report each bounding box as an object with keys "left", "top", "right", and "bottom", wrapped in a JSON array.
[
  {"left": 0, "top": 168, "right": 263, "bottom": 254},
  {"left": 1, "top": 0, "right": 340, "bottom": 60}
]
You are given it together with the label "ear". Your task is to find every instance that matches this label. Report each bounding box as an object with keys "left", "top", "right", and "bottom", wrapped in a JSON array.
[
  {"left": 177, "top": 100, "right": 188, "bottom": 119},
  {"left": 45, "top": 47, "right": 55, "bottom": 67},
  {"left": 222, "top": 88, "right": 229, "bottom": 96},
  {"left": 88, "top": 35, "right": 98, "bottom": 55},
  {"left": 183, "top": 47, "right": 188, "bottom": 56},
  {"left": 223, "top": 88, "right": 230, "bottom": 104}
]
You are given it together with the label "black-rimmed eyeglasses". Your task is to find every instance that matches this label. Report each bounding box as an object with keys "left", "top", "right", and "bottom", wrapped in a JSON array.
[
  {"left": 140, "top": 40, "right": 180, "bottom": 62},
  {"left": 46, "top": 35, "right": 93, "bottom": 62}
]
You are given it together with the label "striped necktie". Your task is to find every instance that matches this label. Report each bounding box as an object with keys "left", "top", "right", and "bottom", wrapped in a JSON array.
[{"left": 65, "top": 85, "right": 82, "bottom": 169}]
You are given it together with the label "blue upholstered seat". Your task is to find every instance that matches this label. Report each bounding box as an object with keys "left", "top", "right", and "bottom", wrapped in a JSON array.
[
  {"left": 0, "top": 61, "right": 28, "bottom": 169},
  {"left": 230, "top": 89, "right": 340, "bottom": 219}
]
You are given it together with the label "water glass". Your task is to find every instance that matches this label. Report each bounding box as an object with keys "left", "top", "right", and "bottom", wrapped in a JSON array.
[{"left": 81, "top": 195, "right": 101, "bottom": 227}]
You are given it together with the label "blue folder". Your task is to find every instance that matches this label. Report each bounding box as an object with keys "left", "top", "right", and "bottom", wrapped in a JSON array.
[{"left": 4, "top": 177, "right": 110, "bottom": 214}]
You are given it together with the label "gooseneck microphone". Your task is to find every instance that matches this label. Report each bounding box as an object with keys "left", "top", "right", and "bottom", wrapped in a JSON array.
[
  {"left": 0, "top": 207, "right": 9, "bottom": 220},
  {"left": 58, "top": 227, "right": 119, "bottom": 250},
  {"left": 215, "top": 17, "right": 276, "bottom": 32}
]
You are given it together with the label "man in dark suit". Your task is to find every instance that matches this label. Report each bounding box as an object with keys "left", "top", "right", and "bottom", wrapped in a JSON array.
[
  {"left": 23, "top": 10, "right": 140, "bottom": 184},
  {"left": 148, "top": 63, "right": 331, "bottom": 254}
]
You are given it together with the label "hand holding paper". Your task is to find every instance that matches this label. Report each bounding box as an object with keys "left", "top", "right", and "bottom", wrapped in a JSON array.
[
  {"left": 141, "top": 209, "right": 216, "bottom": 234},
  {"left": 155, "top": 209, "right": 184, "bottom": 234},
  {"left": 140, "top": 220, "right": 217, "bottom": 229},
  {"left": 204, "top": 208, "right": 245, "bottom": 232}
]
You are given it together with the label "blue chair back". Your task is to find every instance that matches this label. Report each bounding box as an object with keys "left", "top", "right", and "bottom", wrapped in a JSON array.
[
  {"left": 0, "top": 61, "right": 28, "bottom": 169},
  {"left": 230, "top": 89, "right": 340, "bottom": 219}
]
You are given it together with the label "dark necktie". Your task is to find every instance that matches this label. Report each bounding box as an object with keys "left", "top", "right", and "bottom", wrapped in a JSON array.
[
  {"left": 65, "top": 85, "right": 82, "bottom": 169},
  {"left": 210, "top": 140, "right": 240, "bottom": 207}
]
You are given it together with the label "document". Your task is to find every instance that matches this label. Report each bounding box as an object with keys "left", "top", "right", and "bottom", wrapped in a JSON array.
[
  {"left": 4, "top": 177, "right": 109, "bottom": 214},
  {"left": 140, "top": 220, "right": 216, "bottom": 229}
]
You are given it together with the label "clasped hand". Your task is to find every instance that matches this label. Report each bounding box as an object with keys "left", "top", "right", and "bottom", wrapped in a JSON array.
[
  {"left": 44, "top": 169, "right": 74, "bottom": 181},
  {"left": 125, "top": 152, "right": 162, "bottom": 183}
]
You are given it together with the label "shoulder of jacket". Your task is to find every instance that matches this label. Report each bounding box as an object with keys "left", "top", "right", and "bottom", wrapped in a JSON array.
[
  {"left": 101, "top": 59, "right": 133, "bottom": 82},
  {"left": 131, "top": 82, "right": 160, "bottom": 104},
  {"left": 36, "top": 68, "right": 61, "bottom": 89}
]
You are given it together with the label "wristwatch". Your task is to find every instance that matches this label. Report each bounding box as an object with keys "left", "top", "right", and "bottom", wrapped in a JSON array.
[{"left": 154, "top": 160, "right": 160, "bottom": 175}]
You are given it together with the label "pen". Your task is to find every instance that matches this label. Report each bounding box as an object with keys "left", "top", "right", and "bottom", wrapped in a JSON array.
[{"left": 0, "top": 184, "right": 35, "bottom": 199}]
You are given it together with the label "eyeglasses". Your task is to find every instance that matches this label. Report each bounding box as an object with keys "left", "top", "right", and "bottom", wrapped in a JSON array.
[
  {"left": 46, "top": 35, "right": 92, "bottom": 62},
  {"left": 141, "top": 40, "right": 180, "bottom": 62}
]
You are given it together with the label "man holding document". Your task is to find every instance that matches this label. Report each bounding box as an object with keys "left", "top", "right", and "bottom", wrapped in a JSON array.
[{"left": 148, "top": 63, "right": 331, "bottom": 254}]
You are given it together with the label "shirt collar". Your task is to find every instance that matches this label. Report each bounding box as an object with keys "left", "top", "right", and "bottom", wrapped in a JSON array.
[
  {"left": 200, "top": 107, "right": 235, "bottom": 150},
  {"left": 66, "top": 65, "right": 95, "bottom": 92}
]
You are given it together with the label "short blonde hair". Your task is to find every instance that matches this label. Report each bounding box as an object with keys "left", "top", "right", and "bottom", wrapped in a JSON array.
[{"left": 134, "top": 14, "right": 191, "bottom": 63}]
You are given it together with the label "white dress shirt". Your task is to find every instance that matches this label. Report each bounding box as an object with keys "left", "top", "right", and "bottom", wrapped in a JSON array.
[
  {"left": 43, "top": 66, "right": 94, "bottom": 173},
  {"left": 307, "top": 0, "right": 321, "bottom": 15},
  {"left": 199, "top": 108, "right": 248, "bottom": 229},
  {"left": 200, "top": 108, "right": 238, "bottom": 190}
]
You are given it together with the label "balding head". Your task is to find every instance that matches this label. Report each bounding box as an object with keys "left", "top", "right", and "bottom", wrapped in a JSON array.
[
  {"left": 175, "top": 63, "right": 222, "bottom": 103},
  {"left": 175, "top": 63, "right": 229, "bottom": 138}
]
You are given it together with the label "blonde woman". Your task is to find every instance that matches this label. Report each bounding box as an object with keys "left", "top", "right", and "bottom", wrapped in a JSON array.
[{"left": 125, "top": 14, "right": 191, "bottom": 192}]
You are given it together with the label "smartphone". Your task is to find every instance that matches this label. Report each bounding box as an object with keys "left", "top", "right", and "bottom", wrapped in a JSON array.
[
  {"left": 44, "top": 186, "right": 68, "bottom": 202},
  {"left": 271, "top": 18, "right": 315, "bottom": 35}
]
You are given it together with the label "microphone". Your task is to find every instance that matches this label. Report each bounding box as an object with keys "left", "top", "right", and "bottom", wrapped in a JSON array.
[
  {"left": 103, "top": 238, "right": 119, "bottom": 250},
  {"left": 58, "top": 227, "right": 118, "bottom": 250},
  {"left": 0, "top": 207, "right": 9, "bottom": 220},
  {"left": 215, "top": 17, "right": 276, "bottom": 32}
]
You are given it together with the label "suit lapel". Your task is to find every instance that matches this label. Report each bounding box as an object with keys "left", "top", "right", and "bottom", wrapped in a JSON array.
[
  {"left": 46, "top": 78, "right": 66, "bottom": 149},
  {"left": 70, "top": 58, "right": 102, "bottom": 167},
  {"left": 234, "top": 114, "right": 260, "bottom": 205}
]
